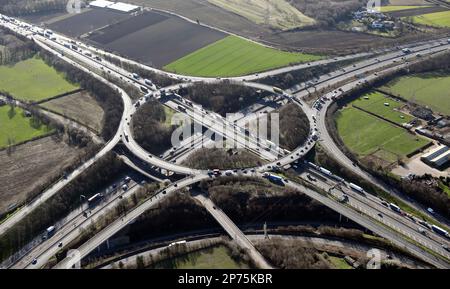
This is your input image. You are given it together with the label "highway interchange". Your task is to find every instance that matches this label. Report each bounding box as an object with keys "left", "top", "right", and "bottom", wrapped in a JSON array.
[{"left": 1, "top": 13, "right": 450, "bottom": 269}]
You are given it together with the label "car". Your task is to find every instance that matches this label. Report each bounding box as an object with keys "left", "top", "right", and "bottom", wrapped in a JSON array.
[
  {"left": 58, "top": 242, "right": 63, "bottom": 248},
  {"left": 377, "top": 213, "right": 383, "bottom": 218},
  {"left": 443, "top": 244, "right": 450, "bottom": 252},
  {"left": 32, "top": 259, "right": 38, "bottom": 265}
]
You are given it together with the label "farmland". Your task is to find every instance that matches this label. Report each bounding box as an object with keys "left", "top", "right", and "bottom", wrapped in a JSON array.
[
  {"left": 407, "top": 10, "right": 450, "bottom": 28},
  {"left": 164, "top": 36, "right": 322, "bottom": 77},
  {"left": 381, "top": 73, "right": 450, "bottom": 115},
  {"left": 0, "top": 136, "right": 83, "bottom": 215},
  {"left": 86, "top": 10, "right": 225, "bottom": 67},
  {"left": 0, "top": 57, "right": 79, "bottom": 102},
  {"left": 336, "top": 107, "right": 429, "bottom": 163},
  {"left": 48, "top": 9, "right": 132, "bottom": 37},
  {"left": 351, "top": 91, "right": 413, "bottom": 124},
  {"left": 40, "top": 91, "right": 105, "bottom": 133},
  {"left": 0, "top": 105, "right": 52, "bottom": 149},
  {"left": 207, "top": 0, "right": 315, "bottom": 30}
]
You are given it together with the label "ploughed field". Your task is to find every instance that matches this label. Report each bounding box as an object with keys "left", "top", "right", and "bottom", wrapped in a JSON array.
[
  {"left": 0, "top": 136, "right": 81, "bottom": 215},
  {"left": 48, "top": 9, "right": 133, "bottom": 37},
  {"left": 40, "top": 91, "right": 105, "bottom": 134},
  {"left": 83, "top": 10, "right": 226, "bottom": 68}
]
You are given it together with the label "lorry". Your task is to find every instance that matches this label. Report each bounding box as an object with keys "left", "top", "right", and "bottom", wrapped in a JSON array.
[
  {"left": 46, "top": 226, "right": 56, "bottom": 237},
  {"left": 349, "top": 183, "right": 365, "bottom": 194},
  {"left": 88, "top": 193, "right": 104, "bottom": 207},
  {"left": 431, "top": 225, "right": 449, "bottom": 238},
  {"left": 389, "top": 203, "right": 401, "bottom": 213},
  {"left": 264, "top": 173, "right": 284, "bottom": 185}
]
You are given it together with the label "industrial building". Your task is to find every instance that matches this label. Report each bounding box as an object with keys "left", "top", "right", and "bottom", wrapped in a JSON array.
[
  {"left": 421, "top": 145, "right": 450, "bottom": 170},
  {"left": 89, "top": 0, "right": 140, "bottom": 13}
]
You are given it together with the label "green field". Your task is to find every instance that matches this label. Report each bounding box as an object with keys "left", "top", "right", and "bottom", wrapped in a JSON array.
[
  {"left": 336, "top": 107, "right": 429, "bottom": 162},
  {"left": 156, "top": 246, "right": 249, "bottom": 269},
  {"left": 381, "top": 74, "right": 450, "bottom": 115},
  {"left": 408, "top": 10, "right": 450, "bottom": 28},
  {"left": 379, "top": 5, "right": 430, "bottom": 12},
  {"left": 327, "top": 256, "right": 353, "bottom": 269},
  {"left": 0, "top": 105, "right": 52, "bottom": 148},
  {"left": 164, "top": 36, "right": 322, "bottom": 77},
  {"left": 0, "top": 56, "right": 79, "bottom": 102},
  {"left": 352, "top": 91, "right": 413, "bottom": 124}
]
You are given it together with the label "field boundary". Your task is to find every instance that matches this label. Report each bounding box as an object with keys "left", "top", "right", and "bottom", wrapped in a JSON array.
[
  {"left": 351, "top": 104, "right": 409, "bottom": 130},
  {"left": 32, "top": 88, "right": 84, "bottom": 105},
  {"left": 37, "top": 103, "right": 102, "bottom": 136},
  {"left": 0, "top": 132, "right": 56, "bottom": 152}
]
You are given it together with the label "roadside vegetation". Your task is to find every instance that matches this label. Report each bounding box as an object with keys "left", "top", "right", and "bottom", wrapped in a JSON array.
[
  {"left": 179, "top": 81, "right": 265, "bottom": 116},
  {"left": 0, "top": 27, "right": 35, "bottom": 65},
  {"left": 276, "top": 103, "right": 310, "bottom": 150},
  {"left": 164, "top": 36, "right": 322, "bottom": 77},
  {"left": 132, "top": 100, "right": 176, "bottom": 156},
  {"left": 0, "top": 152, "right": 126, "bottom": 262},
  {"left": 182, "top": 148, "right": 265, "bottom": 170}
]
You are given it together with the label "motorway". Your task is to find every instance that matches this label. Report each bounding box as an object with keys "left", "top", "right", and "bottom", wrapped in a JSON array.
[
  {"left": 1, "top": 14, "right": 450, "bottom": 269},
  {"left": 192, "top": 193, "right": 273, "bottom": 269}
]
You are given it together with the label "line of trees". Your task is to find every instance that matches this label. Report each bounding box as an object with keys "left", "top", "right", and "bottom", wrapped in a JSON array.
[
  {"left": 290, "top": 0, "right": 365, "bottom": 27},
  {"left": 0, "top": 0, "right": 68, "bottom": 16},
  {"left": 0, "top": 28, "right": 36, "bottom": 65}
]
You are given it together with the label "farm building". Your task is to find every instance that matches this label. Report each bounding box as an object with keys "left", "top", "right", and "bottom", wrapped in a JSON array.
[
  {"left": 89, "top": 0, "right": 114, "bottom": 9},
  {"left": 108, "top": 2, "right": 140, "bottom": 13},
  {"left": 89, "top": 1, "right": 140, "bottom": 13},
  {"left": 421, "top": 145, "right": 450, "bottom": 170}
]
